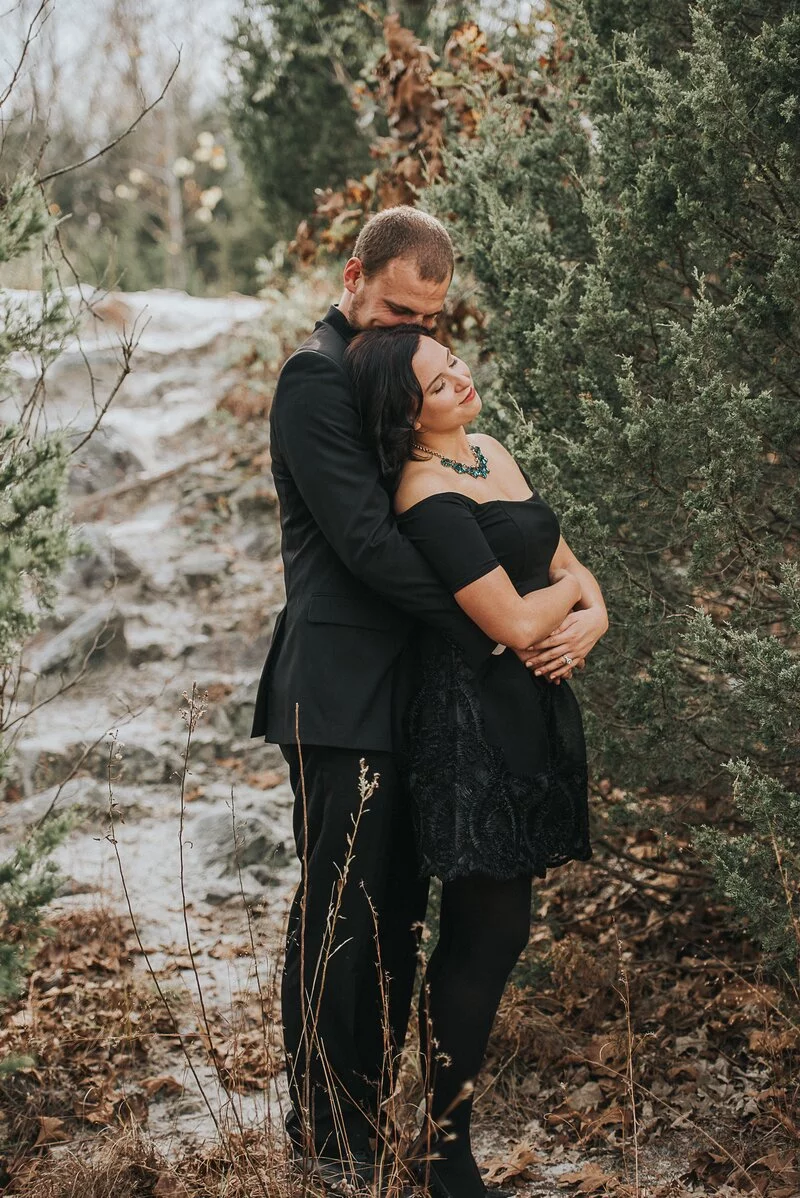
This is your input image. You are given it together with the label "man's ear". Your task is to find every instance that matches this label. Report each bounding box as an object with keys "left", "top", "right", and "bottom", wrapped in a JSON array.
[{"left": 342, "top": 257, "right": 364, "bottom": 294}]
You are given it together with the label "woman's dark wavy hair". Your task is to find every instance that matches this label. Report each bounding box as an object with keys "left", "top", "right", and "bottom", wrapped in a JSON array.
[{"left": 344, "top": 323, "right": 437, "bottom": 492}]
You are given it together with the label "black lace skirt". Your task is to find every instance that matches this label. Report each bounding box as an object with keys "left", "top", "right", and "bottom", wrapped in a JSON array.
[{"left": 399, "top": 633, "right": 593, "bottom": 882}]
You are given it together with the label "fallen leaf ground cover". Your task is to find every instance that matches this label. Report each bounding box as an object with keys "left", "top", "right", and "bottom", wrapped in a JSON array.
[{"left": 1, "top": 779, "right": 797, "bottom": 1196}]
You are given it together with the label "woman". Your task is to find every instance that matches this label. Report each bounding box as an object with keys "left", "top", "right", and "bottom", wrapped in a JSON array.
[{"left": 344, "top": 323, "right": 607, "bottom": 1198}]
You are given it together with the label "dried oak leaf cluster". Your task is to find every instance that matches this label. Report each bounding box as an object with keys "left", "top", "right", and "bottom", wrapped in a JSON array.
[{"left": 288, "top": 17, "right": 517, "bottom": 266}]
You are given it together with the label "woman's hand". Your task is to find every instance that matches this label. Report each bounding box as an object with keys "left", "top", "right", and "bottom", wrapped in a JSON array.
[{"left": 524, "top": 607, "right": 608, "bottom": 683}]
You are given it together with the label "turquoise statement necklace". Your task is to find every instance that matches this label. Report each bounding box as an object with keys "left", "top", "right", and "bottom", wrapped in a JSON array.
[{"left": 412, "top": 440, "right": 490, "bottom": 479}]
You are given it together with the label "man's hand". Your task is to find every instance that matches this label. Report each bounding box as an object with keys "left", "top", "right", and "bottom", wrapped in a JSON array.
[{"left": 513, "top": 607, "right": 608, "bottom": 683}]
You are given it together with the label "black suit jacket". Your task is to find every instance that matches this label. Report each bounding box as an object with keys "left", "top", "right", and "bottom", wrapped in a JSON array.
[{"left": 249, "top": 304, "right": 495, "bottom": 752}]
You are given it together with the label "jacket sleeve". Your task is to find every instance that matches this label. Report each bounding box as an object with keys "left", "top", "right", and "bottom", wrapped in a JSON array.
[{"left": 271, "top": 348, "right": 496, "bottom": 669}]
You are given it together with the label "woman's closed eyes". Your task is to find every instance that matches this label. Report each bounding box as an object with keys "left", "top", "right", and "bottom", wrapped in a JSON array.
[{"left": 434, "top": 355, "right": 457, "bottom": 392}]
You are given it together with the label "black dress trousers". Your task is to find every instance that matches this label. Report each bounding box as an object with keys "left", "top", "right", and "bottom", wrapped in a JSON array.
[{"left": 278, "top": 741, "right": 430, "bottom": 1157}]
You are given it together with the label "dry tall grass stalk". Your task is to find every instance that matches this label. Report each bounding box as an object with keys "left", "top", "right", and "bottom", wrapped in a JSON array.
[
  {"left": 279, "top": 707, "right": 484, "bottom": 1195},
  {"left": 612, "top": 923, "right": 641, "bottom": 1196},
  {"left": 106, "top": 686, "right": 274, "bottom": 1196},
  {"left": 103, "top": 725, "right": 222, "bottom": 1141},
  {"left": 21, "top": 686, "right": 481, "bottom": 1196},
  {"left": 283, "top": 712, "right": 428, "bottom": 1194}
]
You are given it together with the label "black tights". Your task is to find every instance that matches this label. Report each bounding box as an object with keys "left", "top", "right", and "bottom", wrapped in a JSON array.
[{"left": 416, "top": 873, "right": 532, "bottom": 1196}]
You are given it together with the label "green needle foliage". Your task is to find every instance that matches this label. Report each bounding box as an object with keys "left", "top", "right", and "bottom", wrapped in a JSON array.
[
  {"left": 0, "top": 174, "right": 77, "bottom": 1008},
  {"left": 430, "top": 0, "right": 799, "bottom": 974},
  {"left": 226, "top": 0, "right": 380, "bottom": 241}
]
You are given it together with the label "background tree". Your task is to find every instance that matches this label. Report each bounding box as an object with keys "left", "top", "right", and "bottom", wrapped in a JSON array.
[
  {"left": 426, "top": 0, "right": 799, "bottom": 973},
  {"left": 0, "top": 175, "right": 76, "bottom": 1018},
  {"left": 225, "top": 0, "right": 482, "bottom": 246},
  {"left": 0, "top": 2, "right": 155, "bottom": 1027},
  {"left": 3, "top": 0, "right": 270, "bottom": 295}
]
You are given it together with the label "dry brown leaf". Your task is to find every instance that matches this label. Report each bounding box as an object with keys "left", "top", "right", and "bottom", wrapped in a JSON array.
[
  {"left": 154, "top": 1172, "right": 192, "bottom": 1197},
  {"left": 480, "top": 1142, "right": 541, "bottom": 1183},
  {"left": 208, "top": 941, "right": 251, "bottom": 960},
  {"left": 247, "top": 768, "right": 284, "bottom": 790},
  {"left": 33, "top": 1116, "right": 69, "bottom": 1147},
  {"left": 114, "top": 1091, "right": 149, "bottom": 1124},
  {"left": 140, "top": 1075, "right": 185, "bottom": 1097},
  {"left": 558, "top": 1161, "right": 619, "bottom": 1193},
  {"left": 567, "top": 1080, "right": 604, "bottom": 1111}
]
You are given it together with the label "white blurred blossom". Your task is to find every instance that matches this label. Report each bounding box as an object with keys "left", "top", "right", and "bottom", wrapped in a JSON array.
[
  {"left": 195, "top": 206, "right": 214, "bottom": 224},
  {"left": 173, "top": 157, "right": 195, "bottom": 177},
  {"left": 193, "top": 144, "right": 213, "bottom": 163},
  {"left": 200, "top": 186, "right": 223, "bottom": 210},
  {"left": 128, "top": 167, "right": 148, "bottom": 185},
  {"left": 197, "top": 131, "right": 215, "bottom": 148},
  {"left": 114, "top": 183, "right": 137, "bottom": 200},
  {"left": 209, "top": 147, "right": 227, "bottom": 171}
]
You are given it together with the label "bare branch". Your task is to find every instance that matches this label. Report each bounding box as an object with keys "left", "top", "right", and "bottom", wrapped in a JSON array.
[
  {"left": 69, "top": 445, "right": 221, "bottom": 521},
  {"left": 0, "top": 0, "right": 51, "bottom": 110},
  {"left": 36, "top": 47, "right": 182, "bottom": 184},
  {"left": 65, "top": 312, "right": 144, "bottom": 458}
]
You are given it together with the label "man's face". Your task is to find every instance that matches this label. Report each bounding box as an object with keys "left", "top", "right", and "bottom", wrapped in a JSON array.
[{"left": 344, "top": 255, "right": 451, "bottom": 330}]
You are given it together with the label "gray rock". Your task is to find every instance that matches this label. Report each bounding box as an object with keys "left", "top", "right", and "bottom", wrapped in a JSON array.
[
  {"left": 182, "top": 631, "right": 273, "bottom": 673},
  {"left": 241, "top": 525, "right": 281, "bottom": 561},
  {"left": 189, "top": 810, "right": 292, "bottom": 903},
  {"left": 179, "top": 473, "right": 240, "bottom": 509},
  {"left": 0, "top": 777, "right": 97, "bottom": 836},
  {"left": 203, "top": 867, "right": 282, "bottom": 905},
  {"left": 176, "top": 549, "right": 231, "bottom": 586},
  {"left": 66, "top": 424, "right": 145, "bottom": 495},
  {"left": 12, "top": 732, "right": 169, "bottom": 797},
  {"left": 62, "top": 525, "right": 142, "bottom": 590},
  {"left": 231, "top": 475, "right": 279, "bottom": 519},
  {"left": 206, "top": 702, "right": 234, "bottom": 738},
  {"left": 28, "top": 602, "right": 127, "bottom": 676},
  {"left": 225, "top": 681, "right": 259, "bottom": 740}
]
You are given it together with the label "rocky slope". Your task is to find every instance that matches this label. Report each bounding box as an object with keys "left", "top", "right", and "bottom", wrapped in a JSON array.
[{"left": 2, "top": 286, "right": 310, "bottom": 1148}]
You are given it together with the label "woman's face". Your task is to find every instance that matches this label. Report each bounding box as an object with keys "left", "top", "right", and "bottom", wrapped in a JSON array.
[{"left": 411, "top": 337, "right": 481, "bottom": 434}]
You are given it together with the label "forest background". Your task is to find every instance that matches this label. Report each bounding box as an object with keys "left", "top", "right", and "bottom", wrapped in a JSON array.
[{"left": 0, "top": 0, "right": 798, "bottom": 1194}]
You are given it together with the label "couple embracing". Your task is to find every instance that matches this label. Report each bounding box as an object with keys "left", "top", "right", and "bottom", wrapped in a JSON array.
[{"left": 250, "top": 206, "right": 608, "bottom": 1198}]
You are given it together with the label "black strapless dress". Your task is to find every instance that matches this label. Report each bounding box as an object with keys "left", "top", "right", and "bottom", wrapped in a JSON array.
[{"left": 396, "top": 482, "right": 593, "bottom": 882}]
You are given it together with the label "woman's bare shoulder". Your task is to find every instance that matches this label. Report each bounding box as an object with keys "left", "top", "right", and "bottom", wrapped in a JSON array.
[
  {"left": 470, "top": 432, "right": 514, "bottom": 461},
  {"left": 394, "top": 461, "right": 463, "bottom": 515}
]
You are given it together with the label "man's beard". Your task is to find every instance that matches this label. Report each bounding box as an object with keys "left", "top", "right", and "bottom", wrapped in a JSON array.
[{"left": 347, "top": 291, "right": 365, "bottom": 330}]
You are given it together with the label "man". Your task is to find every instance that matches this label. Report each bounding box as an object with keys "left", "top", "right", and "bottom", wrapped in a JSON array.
[{"left": 250, "top": 207, "right": 583, "bottom": 1192}]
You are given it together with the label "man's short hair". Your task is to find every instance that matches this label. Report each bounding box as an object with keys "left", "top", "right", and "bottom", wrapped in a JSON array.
[{"left": 353, "top": 205, "right": 454, "bottom": 283}]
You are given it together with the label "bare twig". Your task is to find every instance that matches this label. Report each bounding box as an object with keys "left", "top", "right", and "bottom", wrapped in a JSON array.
[
  {"left": 230, "top": 789, "right": 287, "bottom": 1136},
  {"left": 614, "top": 922, "right": 643, "bottom": 1195},
  {"left": 0, "top": 0, "right": 51, "bottom": 110},
  {"left": 592, "top": 836, "right": 711, "bottom": 882},
  {"left": 64, "top": 316, "right": 143, "bottom": 459},
  {"left": 69, "top": 446, "right": 221, "bottom": 520},
  {"left": 102, "top": 728, "right": 223, "bottom": 1137},
  {"left": 36, "top": 49, "right": 181, "bottom": 184}
]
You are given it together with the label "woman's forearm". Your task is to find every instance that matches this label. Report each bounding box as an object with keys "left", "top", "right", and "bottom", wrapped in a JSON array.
[
  {"left": 570, "top": 562, "right": 608, "bottom": 631},
  {"left": 513, "top": 577, "right": 583, "bottom": 650},
  {"left": 454, "top": 569, "right": 582, "bottom": 650}
]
